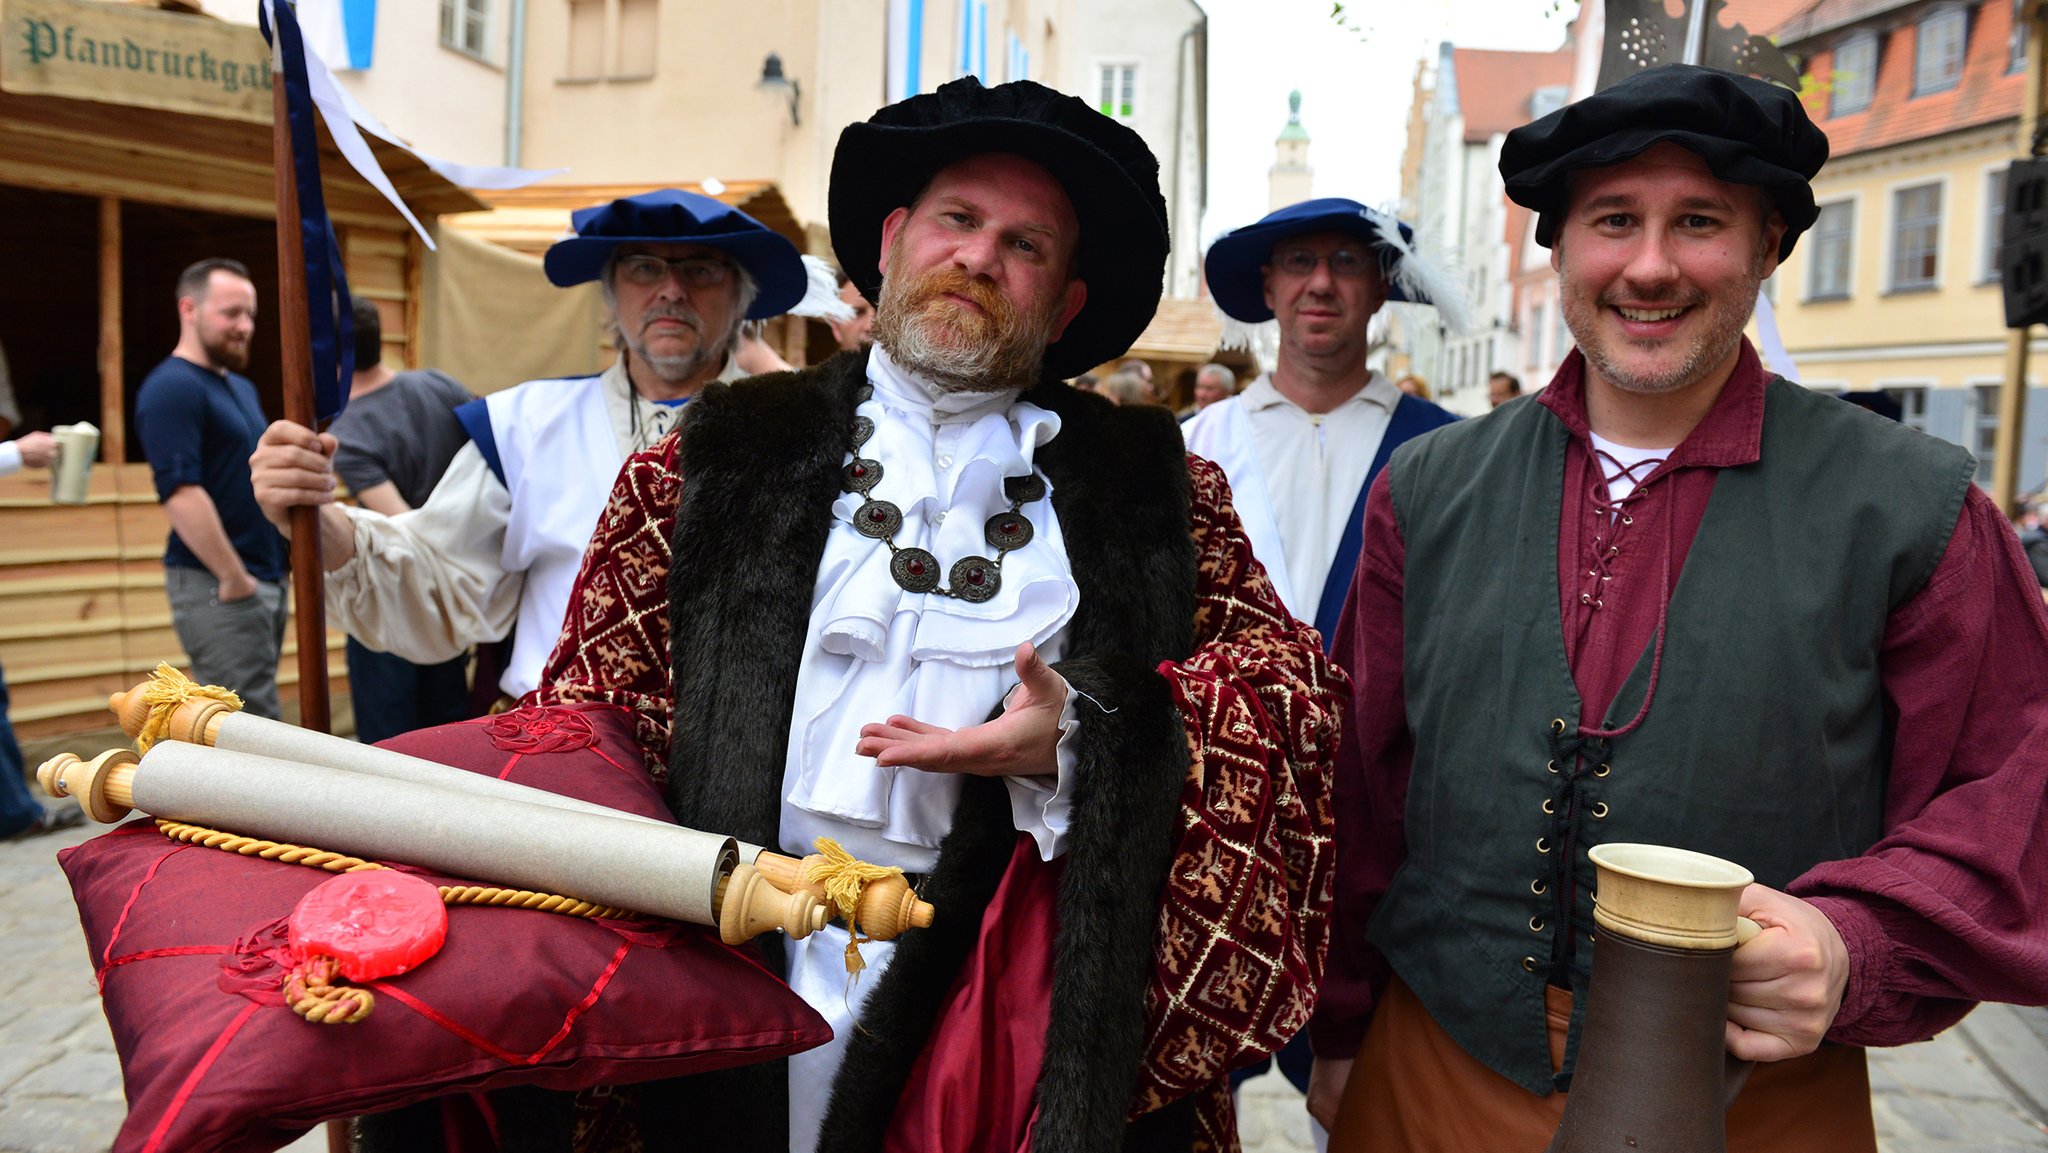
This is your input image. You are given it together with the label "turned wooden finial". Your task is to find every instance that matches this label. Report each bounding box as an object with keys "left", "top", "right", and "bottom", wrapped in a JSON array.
[
  {"left": 716, "top": 862, "right": 827, "bottom": 946},
  {"left": 752, "top": 851, "right": 935, "bottom": 940},
  {"left": 37, "top": 748, "right": 139, "bottom": 824},
  {"left": 109, "top": 682, "right": 233, "bottom": 747}
]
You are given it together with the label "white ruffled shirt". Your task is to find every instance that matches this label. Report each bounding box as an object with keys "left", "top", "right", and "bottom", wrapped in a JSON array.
[
  {"left": 776, "top": 344, "right": 1081, "bottom": 872},
  {"left": 779, "top": 345, "right": 1085, "bottom": 1153}
]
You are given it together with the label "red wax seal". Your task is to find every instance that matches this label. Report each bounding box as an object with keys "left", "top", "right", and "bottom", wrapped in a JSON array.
[{"left": 289, "top": 871, "right": 448, "bottom": 982}]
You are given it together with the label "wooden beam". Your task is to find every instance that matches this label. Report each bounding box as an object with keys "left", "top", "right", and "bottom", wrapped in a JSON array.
[{"left": 97, "top": 197, "right": 124, "bottom": 464}]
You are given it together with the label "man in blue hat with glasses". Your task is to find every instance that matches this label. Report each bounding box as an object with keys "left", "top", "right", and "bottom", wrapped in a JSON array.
[
  {"left": 251, "top": 190, "right": 808, "bottom": 702},
  {"left": 1184, "top": 199, "right": 1464, "bottom": 647}
]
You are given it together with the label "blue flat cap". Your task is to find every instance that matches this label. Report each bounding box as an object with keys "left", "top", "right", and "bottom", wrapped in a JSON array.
[{"left": 543, "top": 189, "right": 807, "bottom": 319}]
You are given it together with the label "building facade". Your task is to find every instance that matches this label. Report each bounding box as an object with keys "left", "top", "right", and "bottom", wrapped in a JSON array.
[{"left": 1772, "top": 0, "right": 2048, "bottom": 489}]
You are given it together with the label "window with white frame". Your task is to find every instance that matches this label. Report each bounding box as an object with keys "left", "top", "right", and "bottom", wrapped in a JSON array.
[
  {"left": 1807, "top": 200, "right": 1855, "bottom": 299},
  {"left": 1985, "top": 168, "right": 2009, "bottom": 281},
  {"left": 1832, "top": 33, "right": 1877, "bottom": 115},
  {"left": 440, "top": 0, "right": 491, "bottom": 60},
  {"left": 1890, "top": 183, "right": 1942, "bottom": 290},
  {"left": 1096, "top": 63, "right": 1136, "bottom": 121},
  {"left": 1974, "top": 384, "right": 2000, "bottom": 485},
  {"left": 1913, "top": 8, "right": 1967, "bottom": 96},
  {"left": 2013, "top": 0, "right": 2029, "bottom": 73}
]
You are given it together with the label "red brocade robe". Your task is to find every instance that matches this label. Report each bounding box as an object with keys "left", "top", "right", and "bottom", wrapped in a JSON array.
[{"left": 527, "top": 354, "right": 1344, "bottom": 1152}]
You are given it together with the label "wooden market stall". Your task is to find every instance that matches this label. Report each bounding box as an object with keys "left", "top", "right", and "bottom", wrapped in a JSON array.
[{"left": 0, "top": 0, "right": 485, "bottom": 737}]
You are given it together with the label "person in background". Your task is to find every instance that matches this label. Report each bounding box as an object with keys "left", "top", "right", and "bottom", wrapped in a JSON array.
[
  {"left": 1395, "top": 374, "right": 1432, "bottom": 401},
  {"left": 1177, "top": 362, "right": 1238, "bottom": 421},
  {"left": 828, "top": 266, "right": 877, "bottom": 353},
  {"left": 0, "top": 357, "right": 82, "bottom": 840},
  {"left": 1488, "top": 369, "right": 1523, "bottom": 408},
  {"left": 1097, "top": 370, "right": 1156, "bottom": 407},
  {"left": 325, "top": 297, "right": 477, "bottom": 744},
  {"left": 135, "top": 258, "right": 291, "bottom": 719}
]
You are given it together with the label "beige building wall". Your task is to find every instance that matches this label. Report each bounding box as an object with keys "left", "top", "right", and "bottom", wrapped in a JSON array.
[{"left": 1773, "top": 121, "right": 2015, "bottom": 391}]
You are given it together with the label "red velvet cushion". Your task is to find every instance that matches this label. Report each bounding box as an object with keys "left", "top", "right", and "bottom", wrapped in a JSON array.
[{"left": 58, "top": 704, "right": 826, "bottom": 1153}]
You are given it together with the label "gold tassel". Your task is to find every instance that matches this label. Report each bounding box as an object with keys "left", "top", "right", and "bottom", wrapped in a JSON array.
[
  {"left": 133, "top": 663, "right": 242, "bottom": 753},
  {"left": 806, "top": 837, "right": 904, "bottom": 974}
]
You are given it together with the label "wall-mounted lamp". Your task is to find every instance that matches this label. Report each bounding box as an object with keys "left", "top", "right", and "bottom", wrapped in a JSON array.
[{"left": 758, "top": 53, "right": 801, "bottom": 126}]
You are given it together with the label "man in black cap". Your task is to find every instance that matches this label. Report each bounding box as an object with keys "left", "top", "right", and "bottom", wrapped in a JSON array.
[
  {"left": 250, "top": 191, "right": 808, "bottom": 703},
  {"left": 1309, "top": 64, "right": 2048, "bottom": 1151},
  {"left": 508, "top": 77, "right": 1342, "bottom": 1152}
]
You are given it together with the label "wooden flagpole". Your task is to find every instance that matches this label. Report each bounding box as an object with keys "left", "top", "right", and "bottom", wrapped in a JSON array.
[{"left": 270, "top": 64, "right": 332, "bottom": 732}]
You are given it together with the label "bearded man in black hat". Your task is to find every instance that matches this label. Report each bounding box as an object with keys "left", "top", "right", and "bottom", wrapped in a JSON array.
[
  {"left": 493, "top": 78, "right": 1342, "bottom": 1153},
  {"left": 1307, "top": 64, "right": 2048, "bottom": 1152}
]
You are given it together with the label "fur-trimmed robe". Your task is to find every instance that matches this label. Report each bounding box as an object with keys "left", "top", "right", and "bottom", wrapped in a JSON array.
[{"left": 529, "top": 350, "right": 1344, "bottom": 1152}]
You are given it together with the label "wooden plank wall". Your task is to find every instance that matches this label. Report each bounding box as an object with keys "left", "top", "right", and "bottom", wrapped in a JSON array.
[{"left": 0, "top": 464, "right": 349, "bottom": 738}]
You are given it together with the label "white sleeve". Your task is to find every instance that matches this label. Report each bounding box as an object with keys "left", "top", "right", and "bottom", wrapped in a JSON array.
[
  {"left": 325, "top": 444, "right": 523, "bottom": 664},
  {"left": 1005, "top": 677, "right": 1084, "bottom": 862},
  {"left": 0, "top": 441, "right": 20, "bottom": 478}
]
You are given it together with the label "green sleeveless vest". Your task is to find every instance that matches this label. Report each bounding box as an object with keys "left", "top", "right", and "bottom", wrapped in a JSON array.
[{"left": 1371, "top": 378, "right": 1973, "bottom": 1095}]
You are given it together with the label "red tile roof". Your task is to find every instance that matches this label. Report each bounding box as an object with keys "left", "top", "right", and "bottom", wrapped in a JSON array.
[
  {"left": 1795, "top": 0, "right": 2022, "bottom": 157},
  {"left": 1452, "top": 47, "right": 1577, "bottom": 142}
]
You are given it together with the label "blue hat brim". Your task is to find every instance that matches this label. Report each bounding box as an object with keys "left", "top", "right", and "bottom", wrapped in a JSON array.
[
  {"left": 542, "top": 195, "right": 808, "bottom": 319},
  {"left": 1205, "top": 199, "right": 1428, "bottom": 323}
]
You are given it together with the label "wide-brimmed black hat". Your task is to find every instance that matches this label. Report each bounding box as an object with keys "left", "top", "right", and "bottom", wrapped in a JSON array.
[
  {"left": 828, "top": 77, "right": 1169, "bottom": 379},
  {"left": 1500, "top": 64, "right": 1828, "bottom": 260}
]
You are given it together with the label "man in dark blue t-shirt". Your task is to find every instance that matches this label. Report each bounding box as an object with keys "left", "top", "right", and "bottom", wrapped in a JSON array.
[{"left": 135, "top": 258, "right": 290, "bottom": 719}]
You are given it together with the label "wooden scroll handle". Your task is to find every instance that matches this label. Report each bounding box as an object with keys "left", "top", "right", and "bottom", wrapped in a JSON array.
[
  {"left": 752, "top": 851, "right": 936, "bottom": 941},
  {"left": 717, "top": 862, "right": 827, "bottom": 946},
  {"left": 109, "top": 684, "right": 233, "bottom": 747},
  {"left": 38, "top": 750, "right": 138, "bottom": 824}
]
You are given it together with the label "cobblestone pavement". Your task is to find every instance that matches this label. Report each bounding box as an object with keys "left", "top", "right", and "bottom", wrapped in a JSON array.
[{"left": 5, "top": 760, "right": 2044, "bottom": 1153}]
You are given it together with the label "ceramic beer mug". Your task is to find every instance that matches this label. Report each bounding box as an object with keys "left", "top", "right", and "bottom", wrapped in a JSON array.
[
  {"left": 1547, "top": 843, "right": 1761, "bottom": 1153},
  {"left": 49, "top": 422, "right": 99, "bottom": 507}
]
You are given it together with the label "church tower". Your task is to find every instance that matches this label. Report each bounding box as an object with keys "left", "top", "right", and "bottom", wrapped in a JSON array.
[{"left": 1269, "top": 90, "right": 1313, "bottom": 210}]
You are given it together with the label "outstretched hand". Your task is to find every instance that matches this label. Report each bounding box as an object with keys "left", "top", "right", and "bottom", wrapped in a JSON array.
[
  {"left": 1725, "top": 883, "right": 1851, "bottom": 1062},
  {"left": 854, "top": 642, "right": 1066, "bottom": 778}
]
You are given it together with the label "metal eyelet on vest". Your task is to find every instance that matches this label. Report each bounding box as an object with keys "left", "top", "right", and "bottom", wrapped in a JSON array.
[
  {"left": 1546, "top": 759, "right": 1560, "bottom": 774},
  {"left": 1522, "top": 955, "right": 1539, "bottom": 973},
  {"left": 1536, "top": 837, "right": 1551, "bottom": 854},
  {"left": 1595, "top": 762, "right": 1612, "bottom": 778},
  {"left": 1550, "top": 718, "right": 1567, "bottom": 735},
  {"left": 1531, "top": 878, "right": 1548, "bottom": 895},
  {"left": 1541, "top": 798, "right": 1556, "bottom": 815},
  {"left": 1529, "top": 916, "right": 1546, "bottom": 933},
  {"left": 1590, "top": 801, "right": 1610, "bottom": 819}
]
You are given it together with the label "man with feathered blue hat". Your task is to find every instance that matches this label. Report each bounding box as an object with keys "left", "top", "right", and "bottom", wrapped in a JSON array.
[
  {"left": 250, "top": 189, "right": 809, "bottom": 702},
  {"left": 1184, "top": 197, "right": 1467, "bottom": 646}
]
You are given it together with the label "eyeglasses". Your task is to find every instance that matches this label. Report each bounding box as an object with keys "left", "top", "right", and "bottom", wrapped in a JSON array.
[
  {"left": 615, "top": 254, "right": 734, "bottom": 289},
  {"left": 1271, "top": 247, "right": 1376, "bottom": 279}
]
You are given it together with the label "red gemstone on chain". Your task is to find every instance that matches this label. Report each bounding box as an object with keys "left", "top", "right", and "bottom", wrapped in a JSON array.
[
  {"left": 851, "top": 463, "right": 868, "bottom": 478},
  {"left": 906, "top": 558, "right": 927, "bottom": 576},
  {"left": 1001, "top": 520, "right": 1020, "bottom": 534},
  {"left": 966, "top": 568, "right": 986, "bottom": 586},
  {"left": 869, "top": 507, "right": 887, "bottom": 522}
]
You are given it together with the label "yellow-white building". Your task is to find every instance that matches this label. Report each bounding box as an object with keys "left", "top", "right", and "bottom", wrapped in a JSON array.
[{"left": 1772, "top": 0, "right": 2044, "bottom": 489}]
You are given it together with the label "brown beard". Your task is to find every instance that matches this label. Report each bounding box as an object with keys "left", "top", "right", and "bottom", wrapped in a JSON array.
[
  {"left": 872, "top": 263, "right": 1059, "bottom": 393},
  {"left": 203, "top": 333, "right": 250, "bottom": 373}
]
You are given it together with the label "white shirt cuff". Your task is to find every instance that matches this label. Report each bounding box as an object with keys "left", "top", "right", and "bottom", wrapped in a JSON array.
[{"left": 1005, "top": 675, "right": 1081, "bottom": 861}]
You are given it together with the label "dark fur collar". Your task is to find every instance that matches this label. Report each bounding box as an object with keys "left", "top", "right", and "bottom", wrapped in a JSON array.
[{"left": 659, "top": 349, "right": 1198, "bottom": 1153}]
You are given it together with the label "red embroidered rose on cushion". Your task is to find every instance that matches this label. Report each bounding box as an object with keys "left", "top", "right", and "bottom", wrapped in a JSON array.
[{"left": 485, "top": 706, "right": 598, "bottom": 754}]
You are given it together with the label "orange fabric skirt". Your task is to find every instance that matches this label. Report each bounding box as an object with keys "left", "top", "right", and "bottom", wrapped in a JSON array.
[{"left": 1329, "top": 976, "right": 1876, "bottom": 1153}]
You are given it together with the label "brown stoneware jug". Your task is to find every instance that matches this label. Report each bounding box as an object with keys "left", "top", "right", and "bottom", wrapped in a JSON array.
[{"left": 1547, "top": 844, "right": 1760, "bottom": 1153}]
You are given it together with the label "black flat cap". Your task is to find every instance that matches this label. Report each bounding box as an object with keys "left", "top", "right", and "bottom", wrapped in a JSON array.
[
  {"left": 829, "top": 76, "right": 1169, "bottom": 379},
  {"left": 1500, "top": 64, "right": 1828, "bottom": 260}
]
